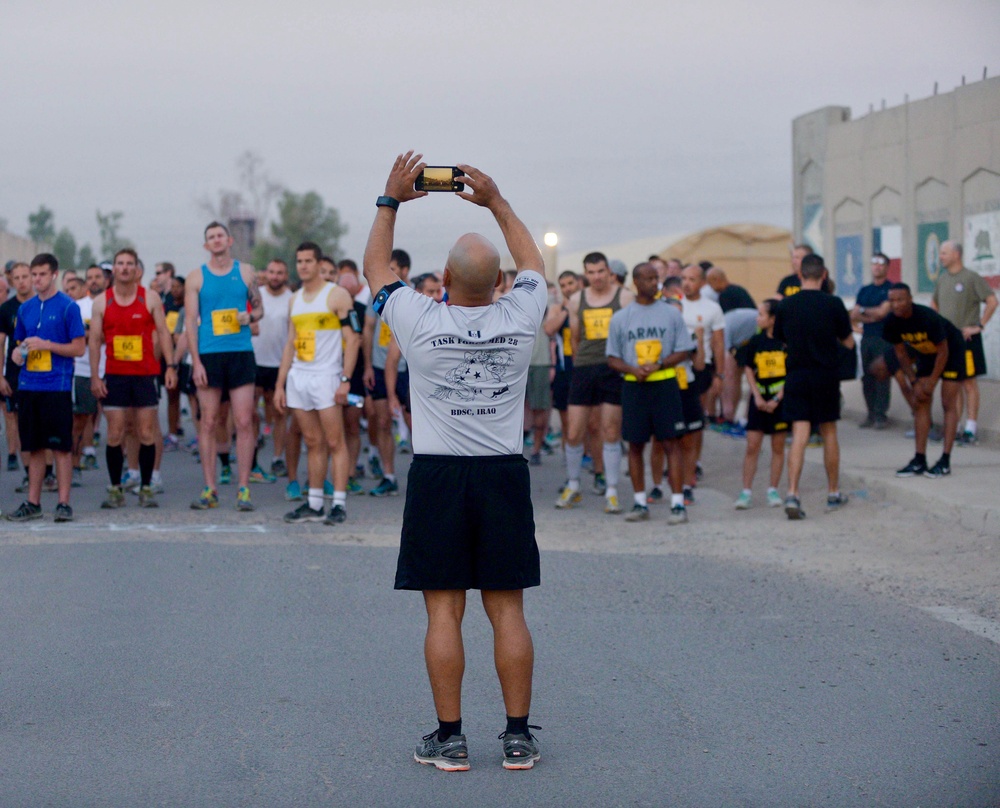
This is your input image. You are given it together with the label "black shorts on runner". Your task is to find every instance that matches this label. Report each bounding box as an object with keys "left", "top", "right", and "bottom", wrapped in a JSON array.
[
  {"left": 178, "top": 363, "right": 193, "bottom": 396},
  {"left": 961, "top": 332, "right": 986, "bottom": 379},
  {"left": 395, "top": 454, "right": 540, "bottom": 591},
  {"left": 679, "top": 385, "right": 705, "bottom": 433},
  {"left": 567, "top": 363, "right": 622, "bottom": 407},
  {"left": 349, "top": 359, "right": 365, "bottom": 399},
  {"left": 371, "top": 366, "right": 410, "bottom": 412},
  {"left": 783, "top": 369, "right": 840, "bottom": 424},
  {"left": 255, "top": 365, "right": 279, "bottom": 392},
  {"left": 696, "top": 362, "right": 716, "bottom": 395},
  {"left": 4, "top": 372, "right": 20, "bottom": 412},
  {"left": 551, "top": 358, "right": 572, "bottom": 412},
  {"left": 201, "top": 350, "right": 256, "bottom": 393},
  {"left": 103, "top": 374, "right": 160, "bottom": 409},
  {"left": 621, "top": 379, "right": 685, "bottom": 444},
  {"left": 73, "top": 376, "right": 99, "bottom": 415},
  {"left": 746, "top": 396, "right": 790, "bottom": 435},
  {"left": 18, "top": 389, "right": 72, "bottom": 452}
]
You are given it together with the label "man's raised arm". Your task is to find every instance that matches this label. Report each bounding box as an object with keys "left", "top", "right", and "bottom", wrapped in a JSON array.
[{"left": 456, "top": 164, "right": 543, "bottom": 275}]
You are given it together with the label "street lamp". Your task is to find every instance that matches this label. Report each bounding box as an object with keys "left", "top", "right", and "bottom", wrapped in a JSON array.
[{"left": 543, "top": 231, "right": 558, "bottom": 281}]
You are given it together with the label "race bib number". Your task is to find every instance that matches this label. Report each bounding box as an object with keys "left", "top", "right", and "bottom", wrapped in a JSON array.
[
  {"left": 211, "top": 308, "right": 241, "bottom": 336},
  {"left": 165, "top": 311, "right": 180, "bottom": 333},
  {"left": 755, "top": 350, "right": 786, "bottom": 379},
  {"left": 582, "top": 307, "right": 612, "bottom": 341},
  {"left": 295, "top": 330, "right": 316, "bottom": 362},
  {"left": 27, "top": 350, "right": 52, "bottom": 372},
  {"left": 378, "top": 320, "right": 393, "bottom": 348},
  {"left": 562, "top": 328, "right": 573, "bottom": 357},
  {"left": 634, "top": 339, "right": 662, "bottom": 366},
  {"left": 113, "top": 335, "right": 143, "bottom": 362},
  {"left": 676, "top": 366, "right": 688, "bottom": 390}
]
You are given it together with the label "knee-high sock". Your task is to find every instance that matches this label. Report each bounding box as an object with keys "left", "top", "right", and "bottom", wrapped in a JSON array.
[
  {"left": 139, "top": 443, "right": 156, "bottom": 487},
  {"left": 565, "top": 443, "right": 584, "bottom": 483},
  {"left": 106, "top": 444, "right": 124, "bottom": 488},
  {"left": 603, "top": 441, "right": 622, "bottom": 488}
]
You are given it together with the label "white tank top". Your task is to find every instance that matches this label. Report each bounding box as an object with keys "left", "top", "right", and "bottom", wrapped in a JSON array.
[{"left": 290, "top": 282, "right": 343, "bottom": 375}]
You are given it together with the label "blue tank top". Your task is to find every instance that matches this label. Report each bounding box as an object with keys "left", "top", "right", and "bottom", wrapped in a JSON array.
[{"left": 197, "top": 261, "right": 253, "bottom": 354}]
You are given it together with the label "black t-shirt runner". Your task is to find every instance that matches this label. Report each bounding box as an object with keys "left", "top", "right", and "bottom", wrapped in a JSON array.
[
  {"left": 773, "top": 289, "right": 851, "bottom": 373},
  {"left": 735, "top": 332, "right": 787, "bottom": 400},
  {"left": 0, "top": 295, "right": 23, "bottom": 379},
  {"left": 777, "top": 273, "right": 834, "bottom": 297},
  {"left": 718, "top": 284, "right": 756, "bottom": 313},
  {"left": 883, "top": 303, "right": 965, "bottom": 378}
]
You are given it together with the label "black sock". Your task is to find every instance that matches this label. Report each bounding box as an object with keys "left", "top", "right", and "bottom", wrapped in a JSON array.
[
  {"left": 506, "top": 715, "right": 530, "bottom": 736},
  {"left": 218, "top": 452, "right": 230, "bottom": 468},
  {"left": 139, "top": 443, "right": 156, "bottom": 486},
  {"left": 915, "top": 453, "right": 926, "bottom": 464},
  {"left": 940, "top": 452, "right": 950, "bottom": 465},
  {"left": 106, "top": 445, "right": 124, "bottom": 487},
  {"left": 45, "top": 464, "right": 53, "bottom": 477},
  {"left": 437, "top": 718, "right": 462, "bottom": 741}
]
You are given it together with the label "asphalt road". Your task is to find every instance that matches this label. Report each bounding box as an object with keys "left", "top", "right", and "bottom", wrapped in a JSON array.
[{"left": 0, "top": 435, "right": 997, "bottom": 806}]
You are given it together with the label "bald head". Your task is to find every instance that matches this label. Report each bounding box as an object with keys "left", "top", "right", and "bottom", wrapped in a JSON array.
[
  {"left": 445, "top": 233, "right": 501, "bottom": 296},
  {"left": 705, "top": 266, "right": 729, "bottom": 294}
]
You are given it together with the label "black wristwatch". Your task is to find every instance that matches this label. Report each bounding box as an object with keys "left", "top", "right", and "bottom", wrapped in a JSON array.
[
  {"left": 376, "top": 196, "right": 399, "bottom": 211},
  {"left": 340, "top": 375, "right": 350, "bottom": 384}
]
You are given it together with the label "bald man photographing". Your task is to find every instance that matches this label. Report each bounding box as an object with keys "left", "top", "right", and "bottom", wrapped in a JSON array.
[{"left": 364, "top": 152, "right": 547, "bottom": 772}]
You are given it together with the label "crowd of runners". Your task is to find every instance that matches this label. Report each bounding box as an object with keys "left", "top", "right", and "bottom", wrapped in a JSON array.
[{"left": 0, "top": 229, "right": 994, "bottom": 524}]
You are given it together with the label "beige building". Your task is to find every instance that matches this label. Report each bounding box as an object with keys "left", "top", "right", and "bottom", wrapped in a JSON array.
[{"left": 793, "top": 74, "right": 1000, "bottom": 379}]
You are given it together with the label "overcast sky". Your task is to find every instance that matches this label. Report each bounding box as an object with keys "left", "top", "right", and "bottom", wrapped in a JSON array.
[{"left": 3, "top": 0, "right": 999, "bottom": 274}]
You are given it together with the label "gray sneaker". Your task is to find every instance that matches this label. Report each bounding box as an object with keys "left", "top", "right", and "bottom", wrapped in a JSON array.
[
  {"left": 667, "top": 504, "right": 688, "bottom": 525},
  {"left": 54, "top": 502, "right": 73, "bottom": 523},
  {"left": 625, "top": 504, "right": 650, "bottom": 522},
  {"left": 101, "top": 486, "right": 126, "bottom": 509},
  {"left": 825, "top": 492, "right": 849, "bottom": 512},
  {"left": 784, "top": 495, "right": 805, "bottom": 520},
  {"left": 499, "top": 727, "right": 541, "bottom": 770},
  {"left": 7, "top": 501, "right": 43, "bottom": 522},
  {"left": 414, "top": 731, "right": 470, "bottom": 772}
]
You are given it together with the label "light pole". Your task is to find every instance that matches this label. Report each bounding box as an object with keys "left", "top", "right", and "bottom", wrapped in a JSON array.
[{"left": 543, "top": 231, "right": 558, "bottom": 282}]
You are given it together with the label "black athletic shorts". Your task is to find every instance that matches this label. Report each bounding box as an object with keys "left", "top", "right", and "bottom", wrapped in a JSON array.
[
  {"left": 915, "top": 349, "right": 969, "bottom": 382},
  {"left": 349, "top": 358, "right": 365, "bottom": 399},
  {"left": 961, "top": 332, "right": 986, "bottom": 379},
  {"left": 395, "top": 454, "right": 540, "bottom": 591},
  {"left": 551, "top": 357, "right": 573, "bottom": 411},
  {"left": 679, "top": 385, "right": 705, "bottom": 434},
  {"left": 746, "top": 396, "right": 790, "bottom": 435},
  {"left": 255, "top": 365, "right": 279, "bottom": 392},
  {"left": 696, "top": 362, "right": 717, "bottom": 395},
  {"left": 621, "top": 379, "right": 685, "bottom": 444},
  {"left": 783, "top": 368, "right": 840, "bottom": 424},
  {"left": 18, "top": 389, "right": 73, "bottom": 452},
  {"left": 200, "top": 350, "right": 256, "bottom": 393},
  {"left": 73, "top": 376, "right": 99, "bottom": 415},
  {"left": 178, "top": 364, "right": 193, "bottom": 396},
  {"left": 103, "top": 374, "right": 159, "bottom": 409},
  {"left": 567, "top": 363, "right": 622, "bottom": 407},
  {"left": 3, "top": 372, "right": 19, "bottom": 412},
  {"left": 371, "top": 366, "right": 410, "bottom": 412}
]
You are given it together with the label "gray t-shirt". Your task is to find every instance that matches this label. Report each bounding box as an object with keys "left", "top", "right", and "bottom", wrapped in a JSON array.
[
  {"left": 933, "top": 267, "right": 994, "bottom": 328},
  {"left": 606, "top": 299, "right": 694, "bottom": 370},
  {"left": 724, "top": 307, "right": 760, "bottom": 351}
]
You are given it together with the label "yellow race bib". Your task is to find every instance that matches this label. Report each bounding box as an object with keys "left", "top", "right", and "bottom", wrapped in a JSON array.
[
  {"left": 211, "top": 308, "right": 241, "bottom": 336},
  {"left": 378, "top": 320, "right": 393, "bottom": 348},
  {"left": 27, "top": 350, "right": 52, "bottom": 372},
  {"left": 562, "top": 327, "right": 573, "bottom": 357},
  {"left": 755, "top": 350, "right": 786, "bottom": 379},
  {"left": 634, "top": 339, "right": 662, "bottom": 366},
  {"left": 165, "top": 311, "right": 180, "bottom": 333},
  {"left": 295, "top": 330, "right": 316, "bottom": 362},
  {"left": 113, "top": 335, "right": 143, "bottom": 362},
  {"left": 582, "top": 307, "right": 612, "bottom": 341}
]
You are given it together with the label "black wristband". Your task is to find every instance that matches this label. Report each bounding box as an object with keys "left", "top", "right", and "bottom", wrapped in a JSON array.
[{"left": 376, "top": 196, "right": 399, "bottom": 211}]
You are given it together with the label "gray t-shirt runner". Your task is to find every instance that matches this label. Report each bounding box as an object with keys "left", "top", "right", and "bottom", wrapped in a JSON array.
[{"left": 606, "top": 299, "right": 695, "bottom": 370}]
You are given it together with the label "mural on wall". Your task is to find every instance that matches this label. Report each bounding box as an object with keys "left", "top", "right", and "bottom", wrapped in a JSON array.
[
  {"left": 917, "top": 222, "right": 949, "bottom": 293},
  {"left": 964, "top": 211, "right": 1000, "bottom": 288},
  {"left": 834, "top": 235, "right": 863, "bottom": 297},
  {"left": 872, "top": 224, "right": 902, "bottom": 283}
]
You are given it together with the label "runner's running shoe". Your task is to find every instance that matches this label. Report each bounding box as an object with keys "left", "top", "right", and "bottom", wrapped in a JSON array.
[
  {"left": 284, "top": 502, "right": 324, "bottom": 523},
  {"left": 414, "top": 731, "right": 470, "bottom": 772},
  {"left": 102, "top": 485, "right": 126, "bottom": 509},
  {"left": 54, "top": 503, "right": 73, "bottom": 522},
  {"left": 138, "top": 486, "right": 158, "bottom": 508},
  {"left": 766, "top": 489, "right": 783, "bottom": 508},
  {"left": 734, "top": 491, "right": 752, "bottom": 510},
  {"left": 625, "top": 504, "right": 650, "bottom": 522},
  {"left": 924, "top": 458, "right": 951, "bottom": 478},
  {"left": 191, "top": 487, "right": 219, "bottom": 510},
  {"left": 592, "top": 473, "right": 606, "bottom": 496},
  {"left": 604, "top": 494, "right": 622, "bottom": 514},
  {"left": 324, "top": 504, "right": 347, "bottom": 525},
  {"left": 7, "top": 501, "right": 42, "bottom": 522},
  {"left": 825, "top": 492, "right": 849, "bottom": 512},
  {"left": 784, "top": 495, "right": 805, "bottom": 520},
  {"left": 370, "top": 478, "right": 398, "bottom": 497},
  {"left": 554, "top": 488, "right": 582, "bottom": 509},
  {"left": 895, "top": 457, "right": 927, "bottom": 477},
  {"left": 499, "top": 727, "right": 541, "bottom": 770},
  {"left": 667, "top": 504, "right": 688, "bottom": 525},
  {"left": 285, "top": 481, "right": 303, "bottom": 501},
  {"left": 236, "top": 486, "right": 254, "bottom": 511},
  {"left": 219, "top": 465, "right": 232, "bottom": 486},
  {"left": 249, "top": 465, "right": 276, "bottom": 484}
]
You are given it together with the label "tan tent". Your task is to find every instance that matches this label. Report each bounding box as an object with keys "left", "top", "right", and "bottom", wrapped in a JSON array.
[{"left": 555, "top": 223, "right": 793, "bottom": 302}]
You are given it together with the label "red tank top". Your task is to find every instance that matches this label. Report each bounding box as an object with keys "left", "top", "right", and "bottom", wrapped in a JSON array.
[{"left": 103, "top": 286, "right": 160, "bottom": 375}]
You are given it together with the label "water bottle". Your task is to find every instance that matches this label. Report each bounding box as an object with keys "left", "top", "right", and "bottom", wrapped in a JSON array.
[{"left": 346, "top": 393, "right": 365, "bottom": 408}]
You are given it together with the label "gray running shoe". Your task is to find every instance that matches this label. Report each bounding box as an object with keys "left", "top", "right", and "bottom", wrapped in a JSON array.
[
  {"left": 592, "top": 473, "right": 607, "bottom": 496},
  {"left": 625, "top": 504, "right": 650, "bottom": 522},
  {"left": 102, "top": 486, "right": 126, "bottom": 509},
  {"left": 784, "top": 495, "right": 805, "bottom": 520},
  {"left": 7, "top": 501, "right": 43, "bottom": 522},
  {"left": 284, "top": 502, "right": 324, "bottom": 523},
  {"left": 499, "top": 727, "right": 541, "bottom": 770},
  {"left": 54, "top": 502, "right": 73, "bottom": 522},
  {"left": 324, "top": 504, "right": 347, "bottom": 525},
  {"left": 825, "top": 492, "right": 849, "bottom": 512},
  {"left": 43, "top": 474, "right": 58, "bottom": 492},
  {"left": 414, "top": 731, "right": 470, "bottom": 772},
  {"left": 71, "top": 468, "right": 83, "bottom": 488},
  {"left": 138, "top": 486, "right": 159, "bottom": 508},
  {"left": 15, "top": 475, "right": 29, "bottom": 493},
  {"left": 667, "top": 504, "right": 688, "bottom": 525}
]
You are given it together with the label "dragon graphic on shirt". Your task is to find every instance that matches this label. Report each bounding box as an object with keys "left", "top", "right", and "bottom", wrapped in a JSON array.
[{"left": 431, "top": 349, "right": 515, "bottom": 401}]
